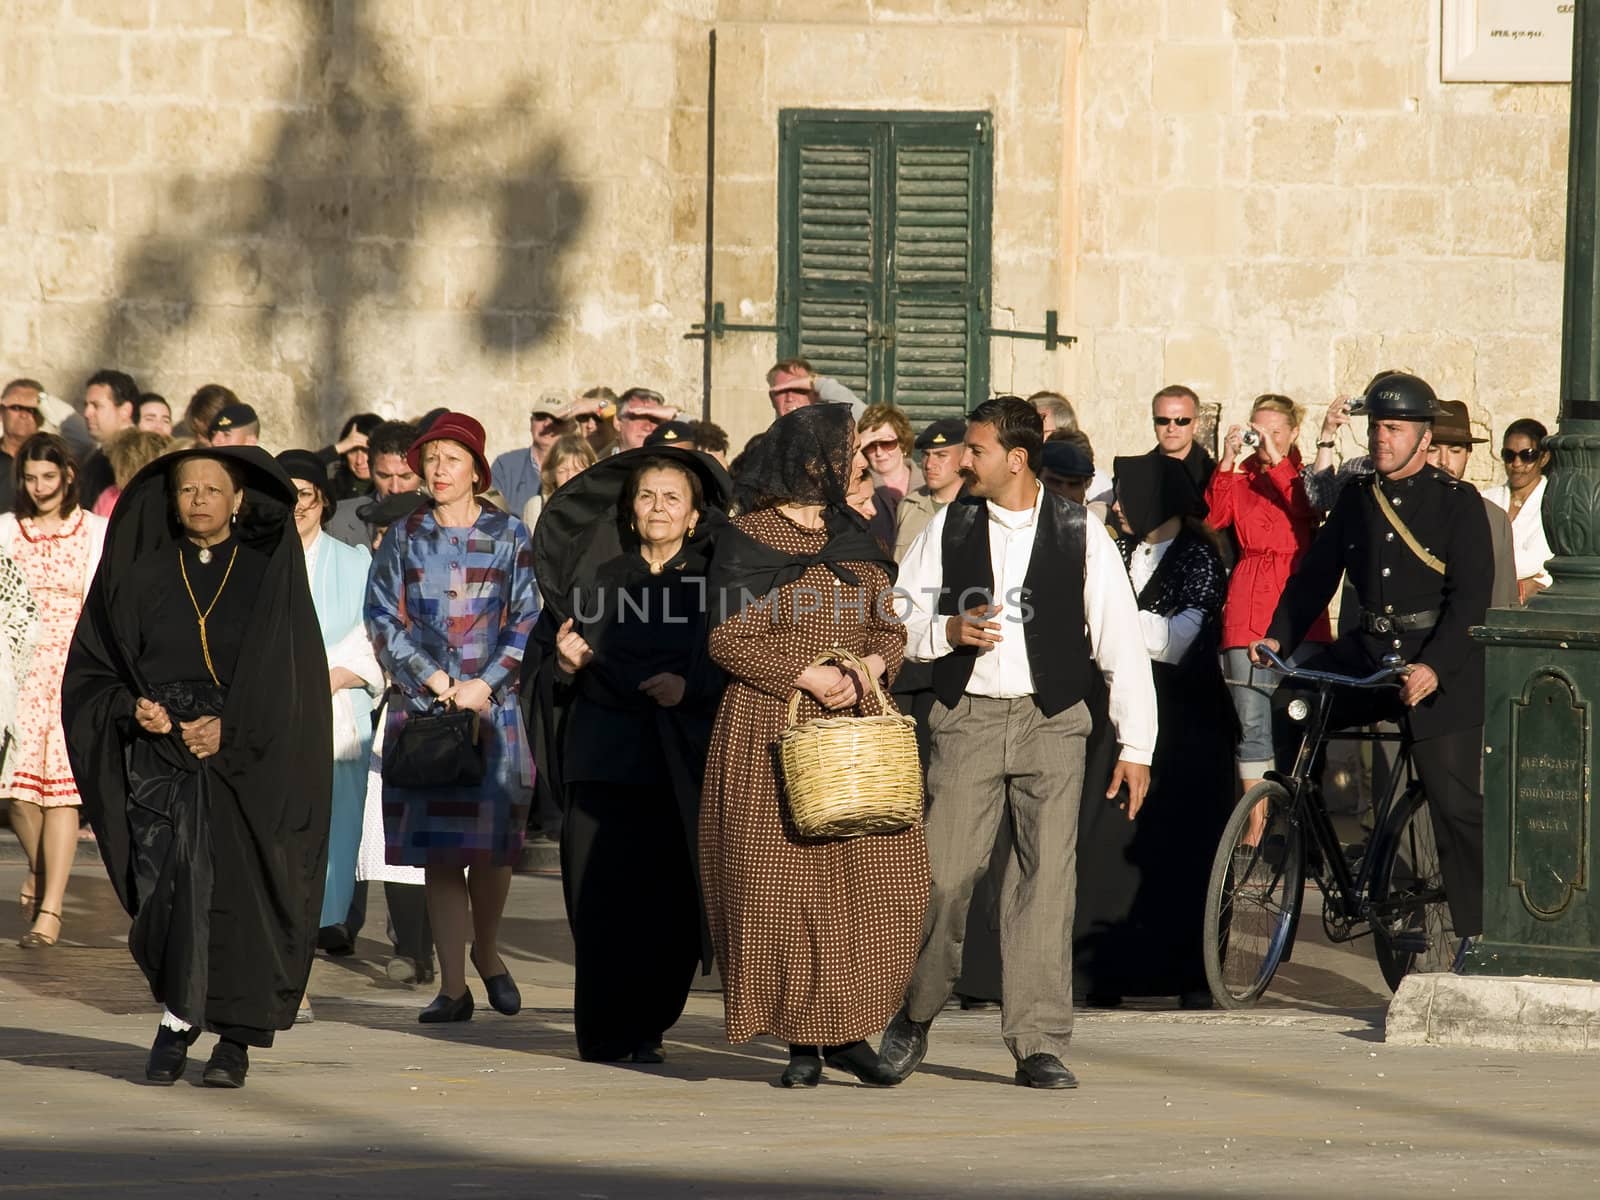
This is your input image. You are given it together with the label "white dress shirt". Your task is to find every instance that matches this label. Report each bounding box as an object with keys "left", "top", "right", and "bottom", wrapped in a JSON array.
[
  {"left": 896, "top": 483, "right": 1159, "bottom": 765},
  {"left": 1483, "top": 477, "right": 1554, "bottom": 588},
  {"left": 1126, "top": 536, "right": 1205, "bottom": 665}
]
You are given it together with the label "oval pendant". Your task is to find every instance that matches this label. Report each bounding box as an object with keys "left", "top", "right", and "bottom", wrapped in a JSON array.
[{"left": 198, "top": 547, "right": 212, "bottom": 565}]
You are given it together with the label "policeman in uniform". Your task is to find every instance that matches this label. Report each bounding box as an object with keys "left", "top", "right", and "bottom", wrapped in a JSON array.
[{"left": 1253, "top": 372, "right": 1492, "bottom": 940}]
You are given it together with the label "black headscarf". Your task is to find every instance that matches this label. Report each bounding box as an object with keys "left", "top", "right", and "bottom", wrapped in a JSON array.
[
  {"left": 533, "top": 445, "right": 734, "bottom": 628},
  {"left": 712, "top": 403, "right": 895, "bottom": 625},
  {"left": 61, "top": 444, "right": 332, "bottom": 1034},
  {"left": 1113, "top": 454, "right": 1208, "bottom": 540}
]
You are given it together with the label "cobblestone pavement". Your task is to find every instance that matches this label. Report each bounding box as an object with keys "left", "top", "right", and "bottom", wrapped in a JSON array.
[{"left": 0, "top": 864, "right": 1595, "bottom": 1199}]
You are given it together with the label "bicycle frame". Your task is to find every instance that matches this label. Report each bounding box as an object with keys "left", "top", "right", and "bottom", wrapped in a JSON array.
[{"left": 1263, "top": 678, "right": 1420, "bottom": 943}]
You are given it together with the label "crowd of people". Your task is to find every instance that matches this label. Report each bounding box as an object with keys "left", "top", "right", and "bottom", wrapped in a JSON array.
[{"left": 0, "top": 355, "right": 1553, "bottom": 1091}]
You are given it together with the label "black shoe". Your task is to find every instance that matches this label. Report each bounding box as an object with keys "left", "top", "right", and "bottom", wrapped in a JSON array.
[
  {"left": 957, "top": 994, "right": 999, "bottom": 1011},
  {"left": 418, "top": 989, "right": 474, "bottom": 1024},
  {"left": 779, "top": 1046, "right": 822, "bottom": 1088},
  {"left": 1014, "top": 1053, "right": 1078, "bottom": 1090},
  {"left": 1179, "top": 989, "right": 1215, "bottom": 1011},
  {"left": 145, "top": 1025, "right": 193, "bottom": 1085},
  {"left": 877, "top": 1008, "right": 931, "bottom": 1083},
  {"left": 1084, "top": 992, "right": 1123, "bottom": 1009},
  {"left": 630, "top": 1042, "right": 666, "bottom": 1064},
  {"left": 316, "top": 923, "right": 356, "bottom": 957},
  {"left": 202, "top": 1040, "right": 249, "bottom": 1089},
  {"left": 822, "top": 1040, "right": 899, "bottom": 1087},
  {"left": 470, "top": 946, "right": 521, "bottom": 1016}
]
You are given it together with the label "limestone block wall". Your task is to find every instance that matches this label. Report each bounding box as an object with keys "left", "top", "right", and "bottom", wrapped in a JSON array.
[
  {"left": 0, "top": 0, "right": 1575, "bottom": 480},
  {"left": 1074, "top": 0, "right": 1570, "bottom": 486}
]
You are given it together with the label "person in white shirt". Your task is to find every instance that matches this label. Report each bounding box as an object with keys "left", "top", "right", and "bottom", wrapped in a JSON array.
[
  {"left": 877, "top": 397, "right": 1158, "bottom": 1091},
  {"left": 1481, "top": 417, "right": 1553, "bottom": 604}
]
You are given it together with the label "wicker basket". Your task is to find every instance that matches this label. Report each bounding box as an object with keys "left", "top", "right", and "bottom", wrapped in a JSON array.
[{"left": 778, "top": 648, "right": 924, "bottom": 839}]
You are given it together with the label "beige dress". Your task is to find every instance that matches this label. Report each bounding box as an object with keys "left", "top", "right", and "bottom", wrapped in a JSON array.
[{"left": 699, "top": 507, "right": 929, "bottom": 1045}]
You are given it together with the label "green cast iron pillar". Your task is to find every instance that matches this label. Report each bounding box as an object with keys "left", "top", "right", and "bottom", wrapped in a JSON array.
[{"left": 1468, "top": 0, "right": 1600, "bottom": 979}]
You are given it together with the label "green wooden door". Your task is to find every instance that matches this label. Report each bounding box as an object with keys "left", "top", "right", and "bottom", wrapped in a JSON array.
[{"left": 778, "top": 110, "right": 992, "bottom": 424}]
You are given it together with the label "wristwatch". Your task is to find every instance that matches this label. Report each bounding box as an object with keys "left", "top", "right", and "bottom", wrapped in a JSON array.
[{"left": 1316, "top": 440, "right": 1336, "bottom": 448}]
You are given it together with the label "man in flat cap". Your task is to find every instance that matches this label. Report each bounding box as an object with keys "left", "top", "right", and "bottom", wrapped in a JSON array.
[
  {"left": 893, "top": 418, "right": 968, "bottom": 560},
  {"left": 209, "top": 403, "right": 261, "bottom": 446}
]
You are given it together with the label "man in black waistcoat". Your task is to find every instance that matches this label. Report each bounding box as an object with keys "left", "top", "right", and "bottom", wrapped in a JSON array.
[
  {"left": 1255, "top": 372, "right": 1492, "bottom": 941},
  {"left": 879, "top": 397, "right": 1158, "bottom": 1089}
]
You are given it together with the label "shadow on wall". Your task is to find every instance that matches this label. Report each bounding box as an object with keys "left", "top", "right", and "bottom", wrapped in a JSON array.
[{"left": 94, "top": 0, "right": 588, "bottom": 437}]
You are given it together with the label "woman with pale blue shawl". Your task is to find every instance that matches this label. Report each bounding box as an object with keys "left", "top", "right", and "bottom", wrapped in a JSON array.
[{"left": 278, "top": 451, "right": 381, "bottom": 1010}]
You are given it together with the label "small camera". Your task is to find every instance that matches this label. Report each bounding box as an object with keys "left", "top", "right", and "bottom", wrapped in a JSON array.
[
  {"left": 1241, "top": 428, "right": 1262, "bottom": 449},
  {"left": 1346, "top": 395, "right": 1368, "bottom": 415}
]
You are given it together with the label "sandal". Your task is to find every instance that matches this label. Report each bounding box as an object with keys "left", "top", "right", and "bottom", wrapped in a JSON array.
[{"left": 19, "top": 908, "right": 60, "bottom": 949}]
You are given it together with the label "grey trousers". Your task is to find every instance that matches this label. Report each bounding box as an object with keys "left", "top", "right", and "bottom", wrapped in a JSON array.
[{"left": 903, "top": 694, "right": 1090, "bottom": 1060}]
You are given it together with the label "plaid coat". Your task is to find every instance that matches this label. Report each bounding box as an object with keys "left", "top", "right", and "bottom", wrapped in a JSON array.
[{"left": 366, "top": 505, "right": 539, "bottom": 866}]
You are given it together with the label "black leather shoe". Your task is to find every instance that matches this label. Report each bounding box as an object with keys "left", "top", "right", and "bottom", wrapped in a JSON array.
[
  {"left": 822, "top": 1040, "right": 899, "bottom": 1087},
  {"left": 1014, "top": 1053, "right": 1078, "bottom": 1090},
  {"left": 471, "top": 947, "right": 521, "bottom": 1016},
  {"left": 202, "top": 1039, "right": 249, "bottom": 1089},
  {"left": 630, "top": 1042, "right": 666, "bottom": 1064},
  {"left": 877, "top": 1008, "right": 930, "bottom": 1083},
  {"left": 418, "top": 989, "right": 474, "bottom": 1024},
  {"left": 779, "top": 1046, "right": 822, "bottom": 1088},
  {"left": 145, "top": 1025, "right": 192, "bottom": 1085},
  {"left": 316, "top": 923, "right": 356, "bottom": 957}
]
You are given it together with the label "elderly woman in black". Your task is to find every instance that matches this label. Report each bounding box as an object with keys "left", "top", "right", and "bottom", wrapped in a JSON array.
[
  {"left": 62, "top": 447, "right": 331, "bottom": 1088},
  {"left": 533, "top": 447, "right": 729, "bottom": 1063}
]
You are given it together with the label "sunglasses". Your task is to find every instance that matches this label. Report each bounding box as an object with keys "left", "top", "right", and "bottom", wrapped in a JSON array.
[
  {"left": 1153, "top": 416, "right": 1193, "bottom": 427},
  {"left": 1501, "top": 447, "right": 1541, "bottom": 465},
  {"left": 2, "top": 403, "right": 41, "bottom": 415}
]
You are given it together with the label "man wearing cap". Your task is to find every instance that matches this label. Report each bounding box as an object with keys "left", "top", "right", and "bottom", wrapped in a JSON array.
[
  {"left": 0, "top": 378, "right": 45, "bottom": 514},
  {"left": 612, "top": 388, "right": 678, "bottom": 454},
  {"left": 209, "top": 403, "right": 261, "bottom": 447},
  {"left": 893, "top": 417, "right": 967, "bottom": 559},
  {"left": 1426, "top": 400, "right": 1517, "bottom": 610},
  {"left": 1255, "top": 372, "right": 1493, "bottom": 948},
  {"left": 492, "top": 400, "right": 571, "bottom": 518}
]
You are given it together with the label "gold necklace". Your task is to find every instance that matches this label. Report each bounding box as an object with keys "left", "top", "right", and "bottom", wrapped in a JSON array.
[{"left": 179, "top": 544, "right": 240, "bottom": 686}]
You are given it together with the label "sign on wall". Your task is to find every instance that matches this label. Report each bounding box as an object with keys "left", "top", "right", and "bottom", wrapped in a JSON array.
[{"left": 1442, "top": 0, "right": 1575, "bottom": 83}]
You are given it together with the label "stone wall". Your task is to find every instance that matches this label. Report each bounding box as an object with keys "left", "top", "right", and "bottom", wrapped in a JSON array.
[
  {"left": 1075, "top": 0, "right": 1570, "bottom": 485},
  {"left": 0, "top": 0, "right": 1573, "bottom": 478}
]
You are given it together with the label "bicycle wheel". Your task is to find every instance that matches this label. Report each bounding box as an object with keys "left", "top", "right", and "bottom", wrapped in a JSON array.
[
  {"left": 1203, "top": 780, "right": 1305, "bottom": 1008},
  {"left": 1369, "top": 787, "right": 1454, "bottom": 991}
]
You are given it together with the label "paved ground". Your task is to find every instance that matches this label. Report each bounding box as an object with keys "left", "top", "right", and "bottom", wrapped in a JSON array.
[{"left": 0, "top": 859, "right": 1596, "bottom": 1199}]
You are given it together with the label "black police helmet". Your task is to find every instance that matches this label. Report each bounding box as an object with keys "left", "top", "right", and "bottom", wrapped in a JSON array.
[{"left": 1358, "top": 372, "right": 1440, "bottom": 422}]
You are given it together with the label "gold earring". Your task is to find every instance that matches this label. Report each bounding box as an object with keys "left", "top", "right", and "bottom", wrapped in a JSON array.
[{"left": 687, "top": 523, "right": 697, "bottom": 538}]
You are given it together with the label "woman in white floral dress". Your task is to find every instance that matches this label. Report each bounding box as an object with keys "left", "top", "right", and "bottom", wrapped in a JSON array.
[{"left": 0, "top": 434, "right": 107, "bottom": 948}]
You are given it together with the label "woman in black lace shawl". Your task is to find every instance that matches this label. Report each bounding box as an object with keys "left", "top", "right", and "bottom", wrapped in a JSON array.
[{"left": 1072, "top": 455, "right": 1237, "bottom": 1008}]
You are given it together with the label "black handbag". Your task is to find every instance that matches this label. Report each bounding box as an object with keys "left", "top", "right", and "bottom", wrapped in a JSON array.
[{"left": 382, "top": 700, "right": 486, "bottom": 788}]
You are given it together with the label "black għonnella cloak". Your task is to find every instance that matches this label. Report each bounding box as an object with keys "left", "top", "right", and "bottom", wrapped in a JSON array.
[
  {"left": 531, "top": 446, "right": 732, "bottom": 1058},
  {"left": 62, "top": 445, "right": 332, "bottom": 1036},
  {"left": 523, "top": 445, "right": 732, "bottom": 836}
]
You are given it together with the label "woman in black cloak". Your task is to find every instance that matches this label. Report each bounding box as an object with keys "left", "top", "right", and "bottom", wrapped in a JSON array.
[
  {"left": 531, "top": 445, "right": 731, "bottom": 1063},
  {"left": 1072, "top": 455, "right": 1236, "bottom": 1007},
  {"left": 61, "top": 445, "right": 332, "bottom": 1087}
]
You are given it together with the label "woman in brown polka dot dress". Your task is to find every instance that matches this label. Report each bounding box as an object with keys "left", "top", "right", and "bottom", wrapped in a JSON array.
[{"left": 701, "top": 405, "right": 929, "bottom": 1088}]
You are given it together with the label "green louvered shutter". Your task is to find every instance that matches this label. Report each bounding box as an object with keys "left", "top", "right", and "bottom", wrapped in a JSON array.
[
  {"left": 780, "top": 121, "right": 880, "bottom": 398},
  {"left": 779, "top": 111, "right": 991, "bottom": 422},
  {"left": 887, "top": 122, "right": 991, "bottom": 424}
]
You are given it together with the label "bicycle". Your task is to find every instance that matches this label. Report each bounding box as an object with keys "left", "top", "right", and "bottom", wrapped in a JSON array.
[{"left": 1203, "top": 645, "right": 1455, "bottom": 1008}]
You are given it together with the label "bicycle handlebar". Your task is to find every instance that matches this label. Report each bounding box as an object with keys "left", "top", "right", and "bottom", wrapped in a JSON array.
[{"left": 1251, "top": 643, "right": 1406, "bottom": 690}]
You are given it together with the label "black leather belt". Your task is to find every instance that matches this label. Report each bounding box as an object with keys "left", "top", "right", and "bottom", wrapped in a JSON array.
[{"left": 1361, "top": 609, "right": 1438, "bottom": 636}]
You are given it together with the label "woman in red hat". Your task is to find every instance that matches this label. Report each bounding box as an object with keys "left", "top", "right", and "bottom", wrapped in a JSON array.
[{"left": 365, "top": 412, "right": 540, "bottom": 1024}]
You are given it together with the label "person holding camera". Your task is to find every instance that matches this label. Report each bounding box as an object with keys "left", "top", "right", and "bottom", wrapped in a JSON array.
[{"left": 1206, "top": 395, "right": 1329, "bottom": 800}]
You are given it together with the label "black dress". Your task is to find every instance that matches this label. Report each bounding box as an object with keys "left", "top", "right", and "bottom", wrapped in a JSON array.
[
  {"left": 1072, "top": 526, "right": 1237, "bottom": 1000},
  {"left": 557, "top": 545, "right": 721, "bottom": 1061},
  {"left": 63, "top": 447, "right": 332, "bottom": 1046}
]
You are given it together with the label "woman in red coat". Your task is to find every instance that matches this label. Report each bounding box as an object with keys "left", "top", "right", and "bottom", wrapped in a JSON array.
[{"left": 1205, "top": 395, "right": 1331, "bottom": 810}]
